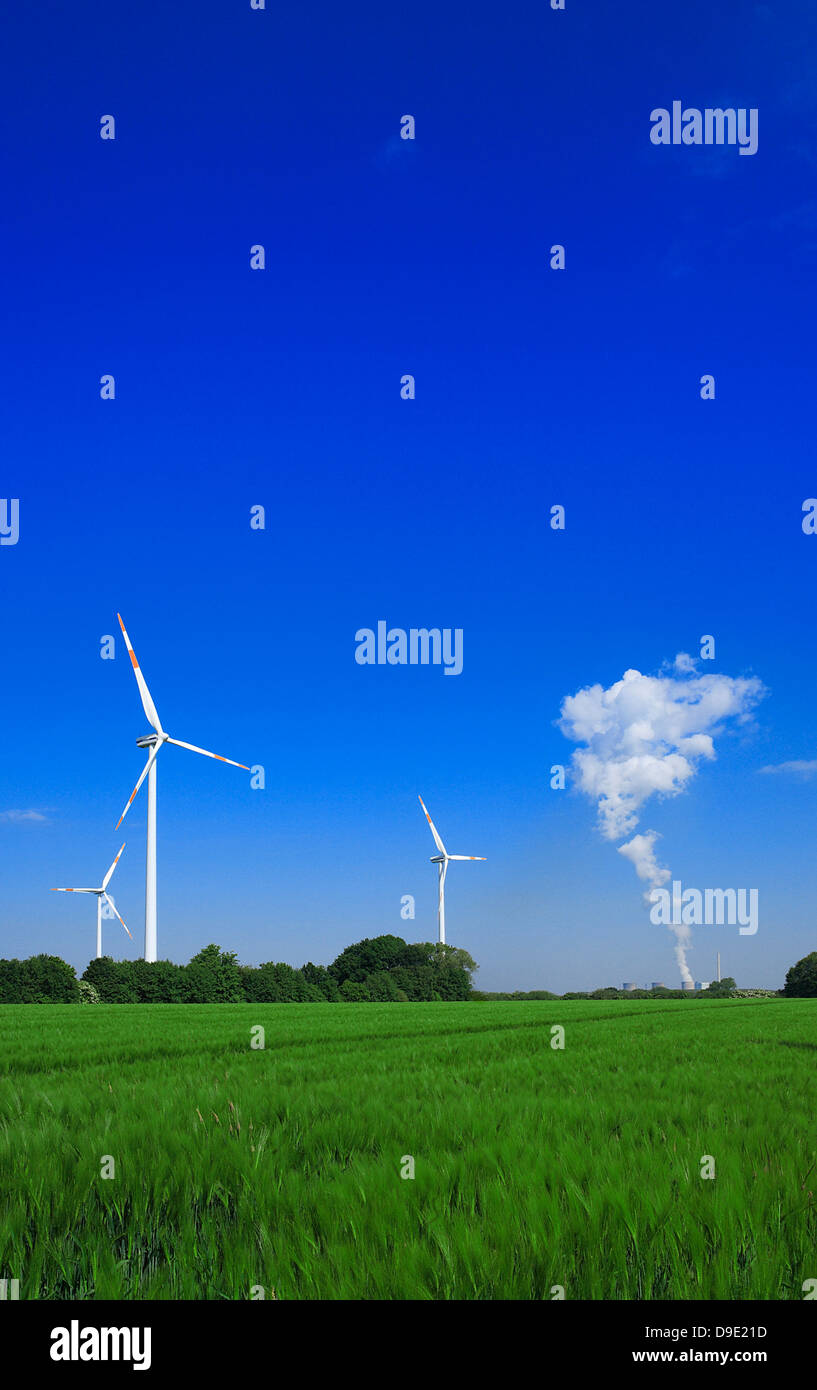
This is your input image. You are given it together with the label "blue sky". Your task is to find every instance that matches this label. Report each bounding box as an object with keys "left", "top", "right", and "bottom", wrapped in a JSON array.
[{"left": 1, "top": 0, "right": 815, "bottom": 990}]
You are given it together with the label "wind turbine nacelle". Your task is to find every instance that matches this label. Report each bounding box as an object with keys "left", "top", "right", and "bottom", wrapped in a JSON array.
[{"left": 430, "top": 855, "right": 446, "bottom": 864}]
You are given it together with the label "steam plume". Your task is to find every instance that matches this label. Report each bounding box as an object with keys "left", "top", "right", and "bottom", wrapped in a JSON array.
[{"left": 559, "top": 656, "right": 764, "bottom": 982}]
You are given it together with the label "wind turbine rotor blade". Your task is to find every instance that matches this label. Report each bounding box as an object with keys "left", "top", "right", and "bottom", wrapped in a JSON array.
[
  {"left": 115, "top": 740, "right": 163, "bottom": 830},
  {"left": 447, "top": 855, "right": 487, "bottom": 861},
  {"left": 165, "top": 737, "right": 249, "bottom": 770},
  {"left": 117, "top": 614, "right": 163, "bottom": 734},
  {"left": 418, "top": 795, "right": 447, "bottom": 855},
  {"left": 104, "top": 892, "right": 133, "bottom": 940},
  {"left": 102, "top": 842, "right": 126, "bottom": 890},
  {"left": 52, "top": 888, "right": 98, "bottom": 894}
]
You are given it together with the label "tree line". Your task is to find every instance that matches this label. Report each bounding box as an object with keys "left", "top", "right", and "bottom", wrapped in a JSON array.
[
  {"left": 0, "top": 935, "right": 477, "bottom": 1004},
  {"left": 1, "top": 940, "right": 815, "bottom": 1003}
]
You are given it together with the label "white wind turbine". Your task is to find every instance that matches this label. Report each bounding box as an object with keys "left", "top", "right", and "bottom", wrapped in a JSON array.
[
  {"left": 52, "top": 843, "right": 132, "bottom": 958},
  {"left": 115, "top": 613, "right": 250, "bottom": 963},
  {"left": 418, "top": 795, "right": 485, "bottom": 944}
]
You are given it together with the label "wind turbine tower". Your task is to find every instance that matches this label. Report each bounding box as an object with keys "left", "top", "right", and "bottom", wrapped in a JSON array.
[
  {"left": 116, "top": 614, "right": 251, "bottom": 963},
  {"left": 418, "top": 795, "right": 485, "bottom": 944},
  {"left": 52, "top": 843, "right": 132, "bottom": 958}
]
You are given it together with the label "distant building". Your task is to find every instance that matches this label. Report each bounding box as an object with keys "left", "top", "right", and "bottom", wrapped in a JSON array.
[
  {"left": 695, "top": 981, "right": 710, "bottom": 991},
  {"left": 681, "top": 981, "right": 694, "bottom": 990},
  {"left": 622, "top": 982, "right": 637, "bottom": 991},
  {"left": 651, "top": 982, "right": 666, "bottom": 990}
]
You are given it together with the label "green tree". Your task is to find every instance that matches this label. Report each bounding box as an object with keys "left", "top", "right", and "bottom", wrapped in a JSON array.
[
  {"left": 301, "top": 962, "right": 341, "bottom": 1001},
  {"left": 241, "top": 961, "right": 320, "bottom": 1002},
  {"left": 389, "top": 965, "right": 424, "bottom": 1001},
  {"left": 783, "top": 953, "right": 817, "bottom": 998},
  {"left": 706, "top": 977, "right": 736, "bottom": 998},
  {"left": 705, "top": 978, "right": 739, "bottom": 1000},
  {"left": 184, "top": 945, "right": 243, "bottom": 1002},
  {"left": 329, "top": 935, "right": 408, "bottom": 984},
  {"left": 396, "top": 943, "right": 433, "bottom": 970},
  {"left": 340, "top": 979, "right": 372, "bottom": 1001},
  {"left": 22, "top": 955, "right": 79, "bottom": 1002},
  {"left": 0, "top": 959, "right": 26, "bottom": 1003},
  {"left": 425, "top": 942, "right": 478, "bottom": 978},
  {"left": 82, "top": 956, "right": 138, "bottom": 1002},
  {"left": 364, "top": 970, "right": 402, "bottom": 1002},
  {"left": 131, "top": 959, "right": 186, "bottom": 1002},
  {"left": 431, "top": 964, "right": 471, "bottom": 1000}
]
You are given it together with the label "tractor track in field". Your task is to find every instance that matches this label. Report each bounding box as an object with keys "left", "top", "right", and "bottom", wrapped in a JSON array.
[{"left": 0, "top": 1000, "right": 776, "bottom": 1080}]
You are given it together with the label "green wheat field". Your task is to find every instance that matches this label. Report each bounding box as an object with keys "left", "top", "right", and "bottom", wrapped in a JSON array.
[{"left": 1, "top": 999, "right": 814, "bottom": 1299}]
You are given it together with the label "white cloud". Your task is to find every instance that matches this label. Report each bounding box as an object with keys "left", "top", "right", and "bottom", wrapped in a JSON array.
[
  {"left": 759, "top": 759, "right": 817, "bottom": 777},
  {"left": 0, "top": 809, "right": 50, "bottom": 823}
]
